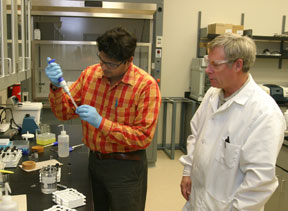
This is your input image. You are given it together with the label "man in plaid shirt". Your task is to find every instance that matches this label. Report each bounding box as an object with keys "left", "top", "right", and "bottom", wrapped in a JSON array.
[{"left": 45, "top": 26, "right": 161, "bottom": 211}]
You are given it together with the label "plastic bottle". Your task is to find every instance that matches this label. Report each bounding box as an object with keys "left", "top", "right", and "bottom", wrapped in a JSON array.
[
  {"left": 0, "top": 182, "right": 19, "bottom": 211},
  {"left": 57, "top": 124, "right": 69, "bottom": 158}
]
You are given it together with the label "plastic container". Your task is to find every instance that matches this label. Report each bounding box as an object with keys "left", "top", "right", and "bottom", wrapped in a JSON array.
[
  {"left": 57, "top": 125, "right": 69, "bottom": 158},
  {"left": 11, "top": 140, "right": 29, "bottom": 154},
  {"left": 11, "top": 140, "right": 29, "bottom": 149},
  {"left": 0, "top": 139, "right": 11, "bottom": 149},
  {"left": 0, "top": 182, "right": 19, "bottom": 211},
  {"left": 36, "top": 132, "right": 56, "bottom": 146}
]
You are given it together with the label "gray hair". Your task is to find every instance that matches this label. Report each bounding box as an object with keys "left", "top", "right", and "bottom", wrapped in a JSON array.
[{"left": 208, "top": 33, "right": 256, "bottom": 72}]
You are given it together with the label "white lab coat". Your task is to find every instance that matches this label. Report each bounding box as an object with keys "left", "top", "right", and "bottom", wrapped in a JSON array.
[{"left": 180, "top": 75, "right": 285, "bottom": 211}]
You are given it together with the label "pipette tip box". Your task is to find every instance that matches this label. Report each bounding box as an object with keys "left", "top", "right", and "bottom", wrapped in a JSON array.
[{"left": 0, "top": 139, "right": 11, "bottom": 149}]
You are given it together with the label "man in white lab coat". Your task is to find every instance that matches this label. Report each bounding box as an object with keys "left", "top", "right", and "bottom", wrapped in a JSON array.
[{"left": 180, "top": 33, "right": 286, "bottom": 211}]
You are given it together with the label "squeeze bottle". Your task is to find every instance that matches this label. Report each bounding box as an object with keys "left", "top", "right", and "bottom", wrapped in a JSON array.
[
  {"left": 57, "top": 124, "right": 69, "bottom": 158},
  {"left": 0, "top": 182, "right": 19, "bottom": 211}
]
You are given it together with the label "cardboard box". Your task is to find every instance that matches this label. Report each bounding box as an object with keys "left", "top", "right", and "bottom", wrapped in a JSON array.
[
  {"left": 208, "top": 23, "right": 233, "bottom": 35},
  {"left": 232, "top": 25, "right": 244, "bottom": 35}
]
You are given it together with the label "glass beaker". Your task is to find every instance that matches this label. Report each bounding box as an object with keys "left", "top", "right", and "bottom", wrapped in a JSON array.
[{"left": 40, "top": 165, "right": 57, "bottom": 194}]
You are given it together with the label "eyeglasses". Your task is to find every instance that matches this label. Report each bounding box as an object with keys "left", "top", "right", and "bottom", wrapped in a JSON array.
[
  {"left": 204, "top": 55, "right": 233, "bottom": 68},
  {"left": 97, "top": 53, "right": 124, "bottom": 69}
]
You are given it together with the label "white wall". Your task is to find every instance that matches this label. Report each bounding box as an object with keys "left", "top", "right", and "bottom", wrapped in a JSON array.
[{"left": 161, "top": 0, "right": 288, "bottom": 97}]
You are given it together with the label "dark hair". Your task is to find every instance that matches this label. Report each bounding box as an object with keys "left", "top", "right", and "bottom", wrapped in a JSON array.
[{"left": 96, "top": 26, "right": 137, "bottom": 62}]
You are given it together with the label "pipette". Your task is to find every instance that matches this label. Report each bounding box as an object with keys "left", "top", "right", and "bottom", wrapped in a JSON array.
[{"left": 47, "top": 58, "right": 78, "bottom": 108}]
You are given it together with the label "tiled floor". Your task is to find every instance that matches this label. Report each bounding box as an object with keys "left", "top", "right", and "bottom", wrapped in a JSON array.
[{"left": 146, "top": 150, "right": 186, "bottom": 211}]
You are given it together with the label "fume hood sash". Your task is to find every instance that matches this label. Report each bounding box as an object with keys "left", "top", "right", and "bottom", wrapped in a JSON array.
[{"left": 31, "top": 0, "right": 157, "bottom": 19}]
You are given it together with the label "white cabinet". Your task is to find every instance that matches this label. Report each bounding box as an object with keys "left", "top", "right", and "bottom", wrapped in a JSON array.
[
  {"left": 265, "top": 166, "right": 281, "bottom": 211},
  {"left": 278, "top": 168, "right": 288, "bottom": 211},
  {"left": 265, "top": 145, "right": 288, "bottom": 211},
  {"left": 0, "top": 0, "right": 31, "bottom": 91}
]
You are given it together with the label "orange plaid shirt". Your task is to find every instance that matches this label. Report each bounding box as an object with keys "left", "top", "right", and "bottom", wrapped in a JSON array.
[{"left": 49, "top": 63, "right": 161, "bottom": 153}]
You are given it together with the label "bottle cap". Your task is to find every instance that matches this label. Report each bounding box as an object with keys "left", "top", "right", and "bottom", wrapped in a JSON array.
[{"left": 58, "top": 124, "right": 66, "bottom": 135}]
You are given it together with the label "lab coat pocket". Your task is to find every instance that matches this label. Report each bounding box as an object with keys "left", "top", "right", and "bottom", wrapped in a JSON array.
[
  {"left": 216, "top": 139, "right": 241, "bottom": 169},
  {"left": 223, "top": 143, "right": 241, "bottom": 168}
]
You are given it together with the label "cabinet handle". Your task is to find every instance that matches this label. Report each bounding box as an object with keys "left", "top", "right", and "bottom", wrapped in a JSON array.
[
  {"left": 19, "top": 57, "right": 31, "bottom": 72},
  {"left": 25, "top": 57, "right": 31, "bottom": 72},
  {"left": 281, "top": 179, "right": 286, "bottom": 193},
  {"left": 3, "top": 58, "right": 12, "bottom": 77}
]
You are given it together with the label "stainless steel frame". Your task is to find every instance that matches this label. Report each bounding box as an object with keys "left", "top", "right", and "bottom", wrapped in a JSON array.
[
  {"left": 11, "top": 0, "right": 18, "bottom": 75},
  {"left": 20, "top": 0, "right": 26, "bottom": 72},
  {"left": 160, "top": 97, "right": 195, "bottom": 160},
  {"left": 31, "top": 0, "right": 156, "bottom": 19},
  {"left": 30, "top": 1, "right": 156, "bottom": 102}
]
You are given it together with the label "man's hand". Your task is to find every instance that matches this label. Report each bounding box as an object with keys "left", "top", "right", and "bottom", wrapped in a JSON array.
[
  {"left": 180, "top": 176, "right": 191, "bottom": 201},
  {"left": 45, "top": 57, "right": 63, "bottom": 87},
  {"left": 76, "top": 105, "right": 103, "bottom": 128}
]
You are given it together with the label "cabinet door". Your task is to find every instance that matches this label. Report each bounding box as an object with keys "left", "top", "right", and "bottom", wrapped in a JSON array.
[
  {"left": 264, "top": 166, "right": 282, "bottom": 211},
  {"left": 279, "top": 169, "right": 288, "bottom": 211}
]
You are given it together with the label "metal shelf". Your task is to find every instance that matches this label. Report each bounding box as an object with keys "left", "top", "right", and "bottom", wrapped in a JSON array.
[
  {"left": 252, "top": 35, "right": 288, "bottom": 41},
  {"left": 196, "top": 11, "right": 287, "bottom": 69},
  {"left": 256, "top": 55, "right": 282, "bottom": 58}
]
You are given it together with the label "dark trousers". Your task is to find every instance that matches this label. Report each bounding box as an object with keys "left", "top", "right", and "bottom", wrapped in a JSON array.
[{"left": 88, "top": 150, "right": 147, "bottom": 211}]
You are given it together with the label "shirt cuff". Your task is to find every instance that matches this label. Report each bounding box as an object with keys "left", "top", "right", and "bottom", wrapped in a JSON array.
[
  {"left": 182, "top": 165, "right": 192, "bottom": 176},
  {"left": 98, "top": 118, "right": 112, "bottom": 137}
]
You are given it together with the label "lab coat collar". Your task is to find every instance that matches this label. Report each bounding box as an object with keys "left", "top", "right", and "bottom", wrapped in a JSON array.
[{"left": 210, "top": 74, "right": 254, "bottom": 113}]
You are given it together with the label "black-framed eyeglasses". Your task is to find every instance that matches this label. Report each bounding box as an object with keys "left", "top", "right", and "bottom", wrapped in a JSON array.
[{"left": 97, "top": 52, "right": 124, "bottom": 69}]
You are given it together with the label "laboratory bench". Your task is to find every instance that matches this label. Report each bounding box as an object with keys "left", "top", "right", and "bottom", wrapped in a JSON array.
[{"left": 6, "top": 125, "right": 94, "bottom": 211}]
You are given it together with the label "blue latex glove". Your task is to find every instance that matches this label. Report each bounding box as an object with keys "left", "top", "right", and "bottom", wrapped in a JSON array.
[
  {"left": 76, "top": 105, "right": 103, "bottom": 128},
  {"left": 45, "top": 57, "right": 63, "bottom": 87}
]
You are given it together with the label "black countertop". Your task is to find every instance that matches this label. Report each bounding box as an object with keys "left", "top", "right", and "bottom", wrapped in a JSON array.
[{"left": 7, "top": 124, "right": 93, "bottom": 211}]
